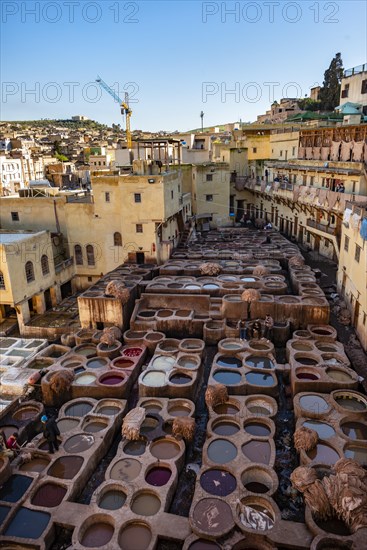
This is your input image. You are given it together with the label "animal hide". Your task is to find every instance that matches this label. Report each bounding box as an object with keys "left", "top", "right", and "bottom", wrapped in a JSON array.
[
  {"left": 330, "top": 141, "right": 341, "bottom": 161},
  {"left": 200, "top": 263, "right": 222, "bottom": 276},
  {"left": 294, "top": 426, "right": 318, "bottom": 452},
  {"left": 241, "top": 289, "right": 261, "bottom": 303},
  {"left": 253, "top": 265, "right": 269, "bottom": 277},
  {"left": 205, "top": 384, "right": 228, "bottom": 409},
  {"left": 122, "top": 407, "right": 146, "bottom": 441},
  {"left": 172, "top": 417, "right": 195, "bottom": 441},
  {"left": 352, "top": 141, "right": 364, "bottom": 162},
  {"left": 49, "top": 370, "right": 75, "bottom": 395}
]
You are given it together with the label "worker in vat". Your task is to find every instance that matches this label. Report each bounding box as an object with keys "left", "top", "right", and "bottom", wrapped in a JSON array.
[
  {"left": 238, "top": 319, "right": 247, "bottom": 342},
  {"left": 41, "top": 415, "right": 60, "bottom": 454},
  {"left": 252, "top": 320, "right": 262, "bottom": 339},
  {"left": 264, "top": 314, "right": 274, "bottom": 342},
  {"left": 6, "top": 432, "right": 20, "bottom": 454}
]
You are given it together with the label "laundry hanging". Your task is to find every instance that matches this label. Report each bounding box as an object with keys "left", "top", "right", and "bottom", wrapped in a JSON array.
[
  {"left": 360, "top": 218, "right": 367, "bottom": 240},
  {"left": 343, "top": 208, "right": 353, "bottom": 225},
  {"left": 351, "top": 212, "right": 361, "bottom": 230}
]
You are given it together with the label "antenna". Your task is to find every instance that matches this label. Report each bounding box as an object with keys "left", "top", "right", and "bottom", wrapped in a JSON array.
[{"left": 200, "top": 110, "right": 204, "bottom": 132}]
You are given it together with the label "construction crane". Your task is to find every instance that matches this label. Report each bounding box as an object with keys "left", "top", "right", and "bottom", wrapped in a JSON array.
[{"left": 96, "top": 76, "right": 132, "bottom": 150}]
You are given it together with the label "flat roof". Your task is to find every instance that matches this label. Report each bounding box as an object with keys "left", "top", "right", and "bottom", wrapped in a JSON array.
[{"left": 0, "top": 230, "right": 46, "bottom": 244}]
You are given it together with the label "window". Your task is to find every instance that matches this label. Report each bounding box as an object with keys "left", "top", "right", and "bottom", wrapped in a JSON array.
[
  {"left": 0, "top": 271, "right": 5, "bottom": 290},
  {"left": 310, "top": 176, "right": 314, "bottom": 186},
  {"left": 134, "top": 193, "right": 141, "bottom": 203},
  {"left": 280, "top": 150, "right": 283, "bottom": 157},
  {"left": 341, "top": 84, "right": 349, "bottom": 98},
  {"left": 324, "top": 239, "right": 329, "bottom": 248},
  {"left": 355, "top": 244, "right": 361, "bottom": 263},
  {"left": 306, "top": 231, "right": 311, "bottom": 244},
  {"left": 206, "top": 174, "right": 213, "bottom": 182},
  {"left": 361, "top": 79, "right": 367, "bottom": 94},
  {"left": 75, "top": 245, "right": 83, "bottom": 265},
  {"left": 114, "top": 232, "right": 122, "bottom": 246},
  {"left": 344, "top": 236, "right": 349, "bottom": 252},
  {"left": 171, "top": 190, "right": 173, "bottom": 199},
  {"left": 206, "top": 194, "right": 213, "bottom": 202},
  {"left": 292, "top": 147, "right": 296, "bottom": 156},
  {"left": 25, "top": 261, "right": 35, "bottom": 283},
  {"left": 253, "top": 148, "right": 257, "bottom": 153},
  {"left": 11, "top": 212, "right": 19, "bottom": 221},
  {"left": 86, "top": 244, "right": 95, "bottom": 266},
  {"left": 105, "top": 192, "right": 110, "bottom": 202},
  {"left": 136, "top": 224, "right": 143, "bottom": 233},
  {"left": 41, "top": 255, "right": 50, "bottom": 276}
]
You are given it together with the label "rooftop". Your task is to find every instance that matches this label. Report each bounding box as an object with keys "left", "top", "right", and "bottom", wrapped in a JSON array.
[{"left": 0, "top": 230, "right": 46, "bottom": 243}]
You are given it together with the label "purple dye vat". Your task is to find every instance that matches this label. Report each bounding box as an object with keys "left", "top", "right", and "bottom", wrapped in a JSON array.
[
  {"left": 100, "top": 375, "right": 124, "bottom": 385},
  {"left": 31, "top": 483, "right": 67, "bottom": 507},
  {"left": 145, "top": 467, "right": 172, "bottom": 487},
  {"left": 189, "top": 541, "right": 221, "bottom": 550},
  {"left": 296, "top": 372, "right": 319, "bottom": 380},
  {"left": 200, "top": 469, "right": 237, "bottom": 496}
]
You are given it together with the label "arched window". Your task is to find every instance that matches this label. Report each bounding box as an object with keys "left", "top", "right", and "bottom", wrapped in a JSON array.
[
  {"left": 86, "top": 244, "right": 95, "bottom": 266},
  {"left": 114, "top": 232, "right": 122, "bottom": 246},
  {"left": 25, "top": 261, "right": 35, "bottom": 283},
  {"left": 41, "top": 255, "right": 50, "bottom": 276},
  {"left": 74, "top": 245, "right": 83, "bottom": 265},
  {"left": 0, "top": 271, "right": 5, "bottom": 289}
]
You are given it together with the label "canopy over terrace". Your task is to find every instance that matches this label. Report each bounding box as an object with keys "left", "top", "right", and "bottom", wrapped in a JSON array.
[{"left": 136, "top": 138, "right": 182, "bottom": 169}]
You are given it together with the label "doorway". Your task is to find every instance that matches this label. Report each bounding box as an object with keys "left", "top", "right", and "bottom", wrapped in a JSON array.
[
  {"left": 44, "top": 289, "right": 52, "bottom": 310},
  {"left": 136, "top": 252, "right": 145, "bottom": 264}
]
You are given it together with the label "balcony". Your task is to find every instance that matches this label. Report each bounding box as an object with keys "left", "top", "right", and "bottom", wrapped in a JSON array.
[
  {"left": 306, "top": 219, "right": 337, "bottom": 236},
  {"left": 306, "top": 219, "right": 340, "bottom": 260}
]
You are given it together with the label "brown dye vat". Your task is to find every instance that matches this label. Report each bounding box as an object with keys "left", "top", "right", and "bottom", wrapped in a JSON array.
[
  {"left": 131, "top": 493, "right": 161, "bottom": 516},
  {"left": 64, "top": 434, "right": 94, "bottom": 453},
  {"left": 297, "top": 371, "right": 319, "bottom": 381},
  {"left": 48, "top": 456, "right": 83, "bottom": 479},
  {"left": 32, "top": 483, "right": 67, "bottom": 507},
  {"left": 207, "top": 439, "right": 237, "bottom": 464},
  {"left": 314, "top": 517, "right": 352, "bottom": 536},
  {"left": 113, "top": 358, "right": 134, "bottom": 369},
  {"left": 327, "top": 369, "right": 353, "bottom": 382},
  {"left": 81, "top": 523, "right": 114, "bottom": 547},
  {"left": 212, "top": 421, "right": 240, "bottom": 436},
  {"left": 242, "top": 441, "right": 271, "bottom": 464},
  {"left": 140, "top": 417, "right": 159, "bottom": 435},
  {"left": 140, "top": 401, "right": 163, "bottom": 414},
  {"left": 341, "top": 422, "right": 367, "bottom": 440},
  {"left": 123, "top": 440, "right": 147, "bottom": 456},
  {"left": 150, "top": 439, "right": 180, "bottom": 459},
  {"left": 84, "top": 421, "right": 107, "bottom": 433},
  {"left": 20, "top": 457, "right": 50, "bottom": 473},
  {"left": 110, "top": 459, "right": 141, "bottom": 481},
  {"left": 213, "top": 403, "right": 239, "bottom": 415},
  {"left": 97, "top": 406, "right": 120, "bottom": 415},
  {"left": 13, "top": 406, "right": 39, "bottom": 421},
  {"left": 334, "top": 394, "right": 367, "bottom": 412},
  {"left": 307, "top": 443, "right": 340, "bottom": 464},
  {"left": 188, "top": 541, "right": 220, "bottom": 549},
  {"left": 244, "top": 482, "right": 269, "bottom": 493},
  {"left": 57, "top": 418, "right": 79, "bottom": 433},
  {"left": 119, "top": 523, "right": 152, "bottom": 550},
  {"left": 244, "top": 422, "right": 271, "bottom": 437},
  {"left": 168, "top": 404, "right": 191, "bottom": 417},
  {"left": 192, "top": 498, "right": 233, "bottom": 536}
]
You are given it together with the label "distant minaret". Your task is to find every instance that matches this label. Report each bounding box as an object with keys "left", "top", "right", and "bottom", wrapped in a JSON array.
[{"left": 200, "top": 111, "right": 204, "bottom": 132}]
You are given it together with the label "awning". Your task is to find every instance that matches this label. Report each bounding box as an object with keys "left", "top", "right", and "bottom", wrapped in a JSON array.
[{"left": 195, "top": 213, "right": 212, "bottom": 220}]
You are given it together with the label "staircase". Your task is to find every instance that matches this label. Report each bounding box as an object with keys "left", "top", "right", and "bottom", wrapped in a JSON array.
[{"left": 177, "top": 227, "right": 191, "bottom": 249}]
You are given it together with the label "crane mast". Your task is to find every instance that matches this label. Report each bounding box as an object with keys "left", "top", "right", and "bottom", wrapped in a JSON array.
[{"left": 96, "top": 76, "right": 132, "bottom": 150}]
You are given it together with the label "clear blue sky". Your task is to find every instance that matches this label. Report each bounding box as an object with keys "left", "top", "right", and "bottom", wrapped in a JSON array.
[{"left": 1, "top": 1, "right": 366, "bottom": 131}]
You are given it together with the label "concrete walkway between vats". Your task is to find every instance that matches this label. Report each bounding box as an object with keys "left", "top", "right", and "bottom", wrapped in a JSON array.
[{"left": 302, "top": 249, "right": 367, "bottom": 393}]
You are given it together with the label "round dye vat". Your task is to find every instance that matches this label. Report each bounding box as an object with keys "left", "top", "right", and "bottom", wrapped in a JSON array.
[
  {"left": 200, "top": 469, "right": 236, "bottom": 496},
  {"left": 169, "top": 373, "right": 192, "bottom": 385},
  {"left": 110, "top": 459, "right": 142, "bottom": 481},
  {"left": 207, "top": 439, "right": 237, "bottom": 464},
  {"left": 140, "top": 417, "right": 159, "bottom": 435},
  {"left": 296, "top": 371, "right": 319, "bottom": 381},
  {"left": 213, "top": 421, "right": 239, "bottom": 436},
  {"left": 295, "top": 357, "right": 318, "bottom": 366},
  {"left": 141, "top": 401, "right": 163, "bottom": 413},
  {"left": 12, "top": 406, "right": 39, "bottom": 421},
  {"left": 75, "top": 345, "right": 97, "bottom": 357},
  {"left": 100, "top": 374, "right": 124, "bottom": 386},
  {"left": 150, "top": 439, "right": 181, "bottom": 460},
  {"left": 221, "top": 342, "right": 242, "bottom": 351},
  {"left": 203, "top": 284, "right": 219, "bottom": 290},
  {"left": 152, "top": 356, "right": 176, "bottom": 371},
  {"left": 245, "top": 372, "right": 274, "bottom": 387},
  {"left": 244, "top": 422, "right": 271, "bottom": 437},
  {"left": 142, "top": 371, "right": 166, "bottom": 387},
  {"left": 81, "top": 523, "right": 114, "bottom": 547},
  {"left": 242, "top": 441, "right": 271, "bottom": 464},
  {"left": 84, "top": 421, "right": 107, "bottom": 433},
  {"left": 1, "top": 425, "right": 18, "bottom": 439},
  {"left": 131, "top": 493, "right": 161, "bottom": 516},
  {"left": 188, "top": 541, "right": 220, "bottom": 550},
  {"left": 213, "top": 370, "right": 241, "bottom": 385},
  {"left": 246, "top": 401, "right": 272, "bottom": 416},
  {"left": 20, "top": 457, "right": 50, "bottom": 473},
  {"left": 57, "top": 418, "right": 79, "bottom": 433},
  {"left": 238, "top": 501, "right": 275, "bottom": 531},
  {"left": 168, "top": 404, "right": 191, "bottom": 417},
  {"left": 216, "top": 356, "right": 242, "bottom": 368},
  {"left": 86, "top": 358, "right": 108, "bottom": 369},
  {"left": 185, "top": 284, "right": 200, "bottom": 290},
  {"left": 99, "top": 490, "right": 126, "bottom": 510},
  {"left": 327, "top": 369, "right": 353, "bottom": 382},
  {"left": 307, "top": 443, "right": 340, "bottom": 465},
  {"left": 299, "top": 395, "right": 329, "bottom": 414},
  {"left": 303, "top": 421, "right": 335, "bottom": 439},
  {"left": 31, "top": 483, "right": 67, "bottom": 507},
  {"left": 75, "top": 373, "right": 96, "bottom": 385},
  {"left": 177, "top": 357, "right": 198, "bottom": 369},
  {"left": 0, "top": 475, "right": 33, "bottom": 502},
  {"left": 119, "top": 523, "right": 152, "bottom": 550},
  {"left": 65, "top": 402, "right": 93, "bottom": 417},
  {"left": 48, "top": 456, "right": 83, "bottom": 479},
  {"left": 314, "top": 517, "right": 352, "bottom": 536},
  {"left": 341, "top": 422, "right": 367, "bottom": 440},
  {"left": 192, "top": 498, "right": 233, "bottom": 537},
  {"left": 344, "top": 446, "right": 367, "bottom": 465},
  {"left": 245, "top": 356, "right": 275, "bottom": 369},
  {"left": 97, "top": 405, "right": 120, "bottom": 415},
  {"left": 124, "top": 440, "right": 147, "bottom": 456},
  {"left": 213, "top": 403, "right": 239, "bottom": 415},
  {"left": 4, "top": 507, "right": 50, "bottom": 539},
  {"left": 113, "top": 358, "right": 134, "bottom": 369},
  {"left": 64, "top": 434, "right": 94, "bottom": 453},
  {"left": 334, "top": 394, "right": 367, "bottom": 412},
  {"left": 145, "top": 467, "right": 171, "bottom": 487},
  {"left": 243, "top": 482, "right": 270, "bottom": 494}
]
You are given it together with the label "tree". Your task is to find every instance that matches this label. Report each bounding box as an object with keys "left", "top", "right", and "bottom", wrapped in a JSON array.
[{"left": 319, "top": 53, "right": 344, "bottom": 111}]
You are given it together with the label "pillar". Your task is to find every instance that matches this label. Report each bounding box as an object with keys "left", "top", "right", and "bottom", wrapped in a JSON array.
[{"left": 17, "top": 301, "right": 31, "bottom": 334}]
